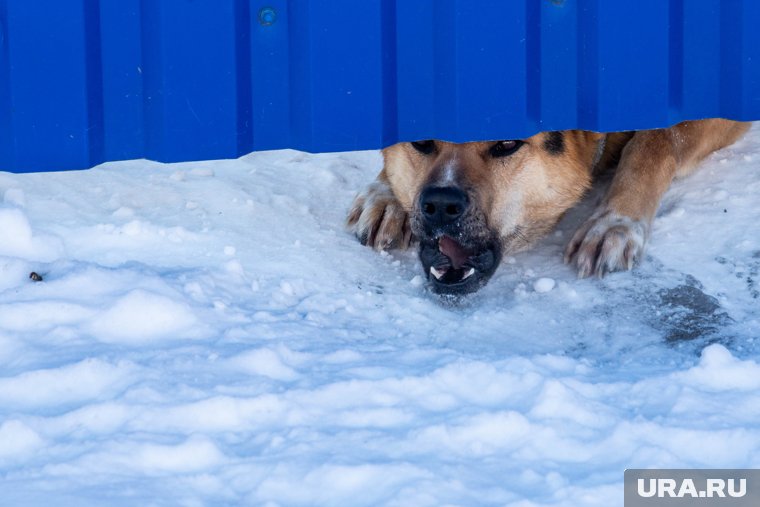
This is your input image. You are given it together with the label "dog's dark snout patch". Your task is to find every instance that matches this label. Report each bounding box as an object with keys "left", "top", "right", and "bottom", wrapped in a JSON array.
[
  {"left": 419, "top": 186, "right": 468, "bottom": 227},
  {"left": 543, "top": 131, "right": 565, "bottom": 155}
]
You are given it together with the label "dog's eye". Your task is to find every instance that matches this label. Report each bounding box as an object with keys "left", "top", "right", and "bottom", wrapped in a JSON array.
[
  {"left": 411, "top": 140, "right": 437, "bottom": 155},
  {"left": 489, "top": 140, "right": 523, "bottom": 158}
]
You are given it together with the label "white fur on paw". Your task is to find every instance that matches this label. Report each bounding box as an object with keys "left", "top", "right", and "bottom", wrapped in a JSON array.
[
  {"left": 564, "top": 211, "right": 648, "bottom": 278},
  {"left": 346, "top": 181, "right": 411, "bottom": 251}
]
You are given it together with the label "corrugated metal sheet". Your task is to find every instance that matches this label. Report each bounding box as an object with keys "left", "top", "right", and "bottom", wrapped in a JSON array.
[{"left": 1, "top": 0, "right": 759, "bottom": 173}]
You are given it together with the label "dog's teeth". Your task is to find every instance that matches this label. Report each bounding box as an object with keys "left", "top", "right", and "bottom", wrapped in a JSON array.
[
  {"left": 430, "top": 266, "right": 446, "bottom": 280},
  {"left": 463, "top": 268, "right": 476, "bottom": 280}
]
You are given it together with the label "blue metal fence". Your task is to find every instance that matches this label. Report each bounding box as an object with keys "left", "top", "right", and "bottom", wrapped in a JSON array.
[{"left": 1, "top": 0, "right": 759, "bottom": 173}]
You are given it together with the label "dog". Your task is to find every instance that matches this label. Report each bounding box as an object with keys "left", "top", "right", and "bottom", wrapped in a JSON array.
[{"left": 347, "top": 119, "right": 750, "bottom": 295}]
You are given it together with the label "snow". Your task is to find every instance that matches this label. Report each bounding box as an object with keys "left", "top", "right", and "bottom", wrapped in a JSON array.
[
  {"left": 534, "top": 277, "right": 556, "bottom": 293},
  {"left": 1, "top": 125, "right": 760, "bottom": 506},
  {"left": 88, "top": 289, "right": 200, "bottom": 344}
]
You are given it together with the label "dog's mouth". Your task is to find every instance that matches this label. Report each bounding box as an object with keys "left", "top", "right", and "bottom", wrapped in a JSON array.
[{"left": 419, "top": 235, "right": 501, "bottom": 295}]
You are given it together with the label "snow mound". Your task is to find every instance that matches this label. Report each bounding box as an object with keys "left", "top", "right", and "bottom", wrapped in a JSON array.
[
  {"left": 0, "top": 207, "right": 63, "bottom": 261},
  {"left": 677, "top": 344, "right": 760, "bottom": 391},
  {"left": 130, "top": 436, "right": 226, "bottom": 474},
  {"left": 534, "top": 277, "right": 556, "bottom": 293},
  {"left": 227, "top": 347, "right": 302, "bottom": 381},
  {"left": 0, "top": 420, "right": 44, "bottom": 462},
  {"left": 0, "top": 358, "right": 136, "bottom": 409},
  {"left": 89, "top": 290, "right": 200, "bottom": 344}
]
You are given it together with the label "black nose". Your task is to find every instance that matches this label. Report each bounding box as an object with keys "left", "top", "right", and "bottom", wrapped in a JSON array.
[{"left": 419, "top": 186, "right": 469, "bottom": 227}]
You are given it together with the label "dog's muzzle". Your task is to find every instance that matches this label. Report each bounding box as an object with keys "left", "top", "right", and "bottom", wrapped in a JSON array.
[
  {"left": 415, "top": 184, "right": 501, "bottom": 295},
  {"left": 419, "top": 235, "right": 500, "bottom": 295}
]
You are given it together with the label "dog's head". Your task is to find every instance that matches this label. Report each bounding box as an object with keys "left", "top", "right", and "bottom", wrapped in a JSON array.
[{"left": 383, "top": 131, "right": 602, "bottom": 295}]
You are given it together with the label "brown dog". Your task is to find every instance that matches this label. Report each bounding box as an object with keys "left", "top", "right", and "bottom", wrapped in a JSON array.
[{"left": 347, "top": 119, "right": 750, "bottom": 295}]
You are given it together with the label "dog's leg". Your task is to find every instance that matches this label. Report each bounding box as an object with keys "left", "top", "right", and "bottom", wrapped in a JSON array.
[
  {"left": 565, "top": 119, "right": 750, "bottom": 278},
  {"left": 346, "top": 169, "right": 412, "bottom": 251}
]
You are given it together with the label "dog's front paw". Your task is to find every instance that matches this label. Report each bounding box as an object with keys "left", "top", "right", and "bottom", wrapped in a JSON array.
[
  {"left": 564, "top": 210, "right": 648, "bottom": 278},
  {"left": 346, "top": 181, "right": 412, "bottom": 251}
]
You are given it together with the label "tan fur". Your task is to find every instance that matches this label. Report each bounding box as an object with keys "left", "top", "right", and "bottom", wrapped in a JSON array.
[
  {"left": 347, "top": 119, "right": 750, "bottom": 281},
  {"left": 565, "top": 120, "right": 749, "bottom": 277}
]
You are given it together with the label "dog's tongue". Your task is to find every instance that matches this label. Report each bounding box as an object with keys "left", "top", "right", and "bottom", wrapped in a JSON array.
[{"left": 439, "top": 236, "right": 470, "bottom": 269}]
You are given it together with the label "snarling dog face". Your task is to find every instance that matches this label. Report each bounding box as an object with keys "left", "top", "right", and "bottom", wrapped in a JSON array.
[
  {"left": 349, "top": 121, "right": 749, "bottom": 295},
  {"left": 349, "top": 131, "right": 603, "bottom": 294}
]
